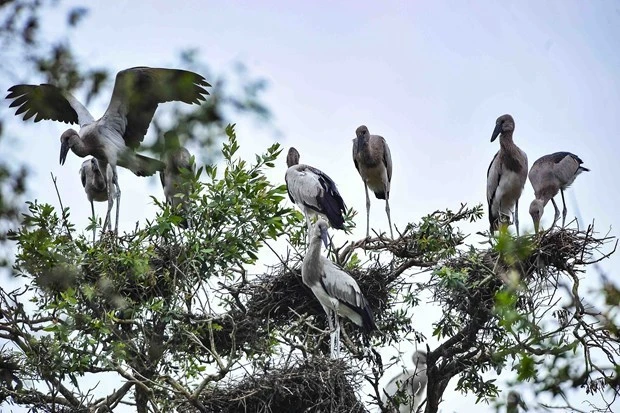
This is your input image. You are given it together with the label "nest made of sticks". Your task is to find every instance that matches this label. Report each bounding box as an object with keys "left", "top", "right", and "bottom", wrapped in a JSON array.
[{"left": 187, "top": 356, "right": 369, "bottom": 413}]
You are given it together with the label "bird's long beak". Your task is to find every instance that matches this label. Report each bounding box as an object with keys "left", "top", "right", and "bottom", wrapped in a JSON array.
[
  {"left": 534, "top": 219, "right": 540, "bottom": 233},
  {"left": 320, "top": 226, "right": 330, "bottom": 249},
  {"left": 59, "top": 141, "right": 70, "bottom": 165},
  {"left": 491, "top": 123, "right": 502, "bottom": 142}
]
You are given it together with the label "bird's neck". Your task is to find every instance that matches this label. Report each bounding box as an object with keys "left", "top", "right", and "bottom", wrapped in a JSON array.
[
  {"left": 499, "top": 132, "right": 515, "bottom": 150},
  {"left": 70, "top": 135, "right": 90, "bottom": 158}
]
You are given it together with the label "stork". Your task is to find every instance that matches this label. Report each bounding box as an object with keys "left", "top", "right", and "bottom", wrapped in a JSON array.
[
  {"left": 487, "top": 114, "right": 528, "bottom": 236},
  {"left": 6, "top": 66, "right": 210, "bottom": 231},
  {"left": 285, "top": 147, "right": 346, "bottom": 236},
  {"left": 528, "top": 152, "right": 589, "bottom": 232},
  {"left": 506, "top": 390, "right": 528, "bottom": 413},
  {"left": 160, "top": 133, "right": 195, "bottom": 227},
  {"left": 352, "top": 125, "right": 394, "bottom": 239},
  {"left": 381, "top": 350, "right": 428, "bottom": 413},
  {"left": 302, "top": 219, "right": 376, "bottom": 358},
  {"left": 79, "top": 157, "right": 116, "bottom": 241}
]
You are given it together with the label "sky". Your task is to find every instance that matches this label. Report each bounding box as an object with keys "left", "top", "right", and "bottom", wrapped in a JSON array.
[{"left": 1, "top": 1, "right": 620, "bottom": 412}]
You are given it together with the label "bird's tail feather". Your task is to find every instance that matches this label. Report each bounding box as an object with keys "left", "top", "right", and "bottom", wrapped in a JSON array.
[
  {"left": 314, "top": 193, "right": 346, "bottom": 230},
  {"left": 128, "top": 154, "right": 166, "bottom": 177},
  {"left": 579, "top": 166, "right": 590, "bottom": 172},
  {"left": 373, "top": 190, "right": 386, "bottom": 200}
]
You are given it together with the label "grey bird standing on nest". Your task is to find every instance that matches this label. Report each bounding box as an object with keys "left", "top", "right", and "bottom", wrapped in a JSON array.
[
  {"left": 528, "top": 152, "right": 589, "bottom": 232},
  {"left": 487, "top": 114, "right": 528, "bottom": 236},
  {"left": 352, "top": 125, "right": 394, "bottom": 239}
]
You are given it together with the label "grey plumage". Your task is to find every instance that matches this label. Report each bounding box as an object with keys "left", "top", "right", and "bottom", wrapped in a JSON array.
[
  {"left": 6, "top": 67, "right": 210, "bottom": 233},
  {"left": 302, "top": 219, "right": 376, "bottom": 358},
  {"left": 79, "top": 158, "right": 116, "bottom": 241},
  {"left": 160, "top": 134, "right": 195, "bottom": 227},
  {"left": 487, "top": 114, "right": 528, "bottom": 236},
  {"left": 528, "top": 152, "right": 589, "bottom": 232},
  {"left": 506, "top": 390, "right": 528, "bottom": 412},
  {"left": 352, "top": 125, "right": 394, "bottom": 238},
  {"left": 381, "top": 350, "right": 428, "bottom": 413},
  {"left": 285, "top": 147, "right": 347, "bottom": 234}
]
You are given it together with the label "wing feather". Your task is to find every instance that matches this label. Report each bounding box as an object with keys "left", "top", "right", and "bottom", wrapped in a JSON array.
[
  {"left": 102, "top": 67, "right": 210, "bottom": 149},
  {"left": 486, "top": 151, "right": 501, "bottom": 230},
  {"left": 6, "top": 84, "right": 94, "bottom": 126}
]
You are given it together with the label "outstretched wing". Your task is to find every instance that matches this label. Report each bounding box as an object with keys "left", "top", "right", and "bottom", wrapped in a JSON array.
[
  {"left": 102, "top": 67, "right": 210, "bottom": 149},
  {"left": 6, "top": 84, "right": 94, "bottom": 126}
]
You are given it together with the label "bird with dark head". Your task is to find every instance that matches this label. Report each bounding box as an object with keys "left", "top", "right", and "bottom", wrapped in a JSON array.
[
  {"left": 487, "top": 114, "right": 528, "bottom": 236},
  {"left": 285, "top": 147, "right": 347, "bottom": 238},
  {"left": 302, "top": 219, "right": 376, "bottom": 358},
  {"left": 352, "top": 125, "right": 394, "bottom": 238},
  {"left": 7, "top": 66, "right": 210, "bottom": 233},
  {"left": 79, "top": 157, "right": 116, "bottom": 242},
  {"left": 528, "top": 152, "right": 589, "bottom": 232}
]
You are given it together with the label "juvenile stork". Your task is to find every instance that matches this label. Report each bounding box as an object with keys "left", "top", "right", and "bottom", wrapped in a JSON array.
[
  {"left": 302, "top": 219, "right": 376, "bottom": 358},
  {"left": 160, "top": 133, "right": 195, "bottom": 226},
  {"left": 506, "top": 390, "right": 527, "bottom": 413},
  {"left": 352, "top": 125, "right": 393, "bottom": 238},
  {"left": 285, "top": 147, "right": 346, "bottom": 235},
  {"left": 79, "top": 158, "right": 116, "bottom": 241},
  {"left": 487, "top": 114, "right": 528, "bottom": 236},
  {"left": 528, "top": 152, "right": 589, "bottom": 232},
  {"left": 6, "top": 67, "right": 210, "bottom": 231},
  {"left": 381, "top": 350, "right": 428, "bottom": 413}
]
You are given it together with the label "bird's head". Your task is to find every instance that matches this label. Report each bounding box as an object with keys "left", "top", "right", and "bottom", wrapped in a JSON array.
[
  {"left": 506, "top": 390, "right": 527, "bottom": 410},
  {"left": 413, "top": 350, "right": 427, "bottom": 366},
  {"left": 355, "top": 125, "right": 370, "bottom": 139},
  {"left": 313, "top": 219, "right": 330, "bottom": 249},
  {"left": 491, "top": 114, "right": 515, "bottom": 142},
  {"left": 286, "top": 147, "right": 300, "bottom": 168},
  {"left": 90, "top": 157, "right": 100, "bottom": 172},
  {"left": 59, "top": 129, "right": 79, "bottom": 165},
  {"left": 529, "top": 199, "right": 544, "bottom": 233}
]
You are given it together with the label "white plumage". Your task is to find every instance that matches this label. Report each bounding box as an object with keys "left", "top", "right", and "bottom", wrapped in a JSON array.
[
  {"left": 302, "top": 219, "right": 376, "bottom": 358},
  {"left": 528, "top": 152, "right": 589, "bottom": 232},
  {"left": 487, "top": 114, "right": 528, "bottom": 236},
  {"left": 6, "top": 67, "right": 210, "bottom": 232},
  {"left": 285, "top": 147, "right": 346, "bottom": 236},
  {"left": 381, "top": 350, "right": 428, "bottom": 413}
]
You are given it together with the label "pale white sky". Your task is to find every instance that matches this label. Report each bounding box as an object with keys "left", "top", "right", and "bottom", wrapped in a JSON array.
[{"left": 1, "top": 1, "right": 619, "bottom": 412}]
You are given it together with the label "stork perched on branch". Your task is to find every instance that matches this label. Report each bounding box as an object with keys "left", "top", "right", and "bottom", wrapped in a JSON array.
[
  {"left": 487, "top": 114, "right": 528, "bottom": 236},
  {"left": 381, "top": 350, "right": 428, "bottom": 413},
  {"left": 302, "top": 219, "right": 376, "bottom": 358},
  {"left": 6, "top": 66, "right": 210, "bottom": 231},
  {"left": 352, "top": 125, "right": 393, "bottom": 239},
  {"left": 79, "top": 158, "right": 116, "bottom": 241},
  {"left": 285, "top": 147, "right": 347, "bottom": 235},
  {"left": 528, "top": 152, "right": 589, "bottom": 232},
  {"left": 160, "top": 132, "right": 195, "bottom": 227}
]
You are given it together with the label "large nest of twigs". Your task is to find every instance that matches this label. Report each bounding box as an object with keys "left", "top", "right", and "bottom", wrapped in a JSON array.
[{"left": 187, "top": 357, "right": 369, "bottom": 413}]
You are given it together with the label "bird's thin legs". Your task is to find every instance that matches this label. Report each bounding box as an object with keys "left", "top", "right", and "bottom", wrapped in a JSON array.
[
  {"left": 364, "top": 183, "right": 371, "bottom": 238},
  {"left": 551, "top": 198, "right": 561, "bottom": 227},
  {"left": 112, "top": 167, "right": 121, "bottom": 235},
  {"left": 333, "top": 311, "right": 341, "bottom": 358},
  {"left": 514, "top": 200, "right": 520, "bottom": 237},
  {"left": 327, "top": 310, "right": 336, "bottom": 358},
  {"left": 305, "top": 214, "right": 312, "bottom": 247},
  {"left": 385, "top": 191, "right": 394, "bottom": 238},
  {"left": 560, "top": 189, "right": 567, "bottom": 227},
  {"left": 91, "top": 201, "right": 97, "bottom": 243}
]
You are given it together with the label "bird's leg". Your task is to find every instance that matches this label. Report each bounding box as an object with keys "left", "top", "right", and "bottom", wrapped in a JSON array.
[
  {"left": 385, "top": 194, "right": 394, "bottom": 239},
  {"left": 364, "top": 183, "right": 371, "bottom": 239},
  {"left": 305, "top": 214, "right": 312, "bottom": 247},
  {"left": 560, "top": 189, "right": 568, "bottom": 227},
  {"left": 514, "top": 200, "right": 520, "bottom": 237},
  {"left": 333, "top": 311, "right": 341, "bottom": 358},
  {"left": 113, "top": 167, "right": 121, "bottom": 235},
  {"left": 551, "top": 198, "right": 561, "bottom": 228},
  {"left": 327, "top": 310, "right": 336, "bottom": 359},
  {"left": 103, "top": 166, "right": 114, "bottom": 235},
  {"left": 91, "top": 201, "right": 97, "bottom": 243}
]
